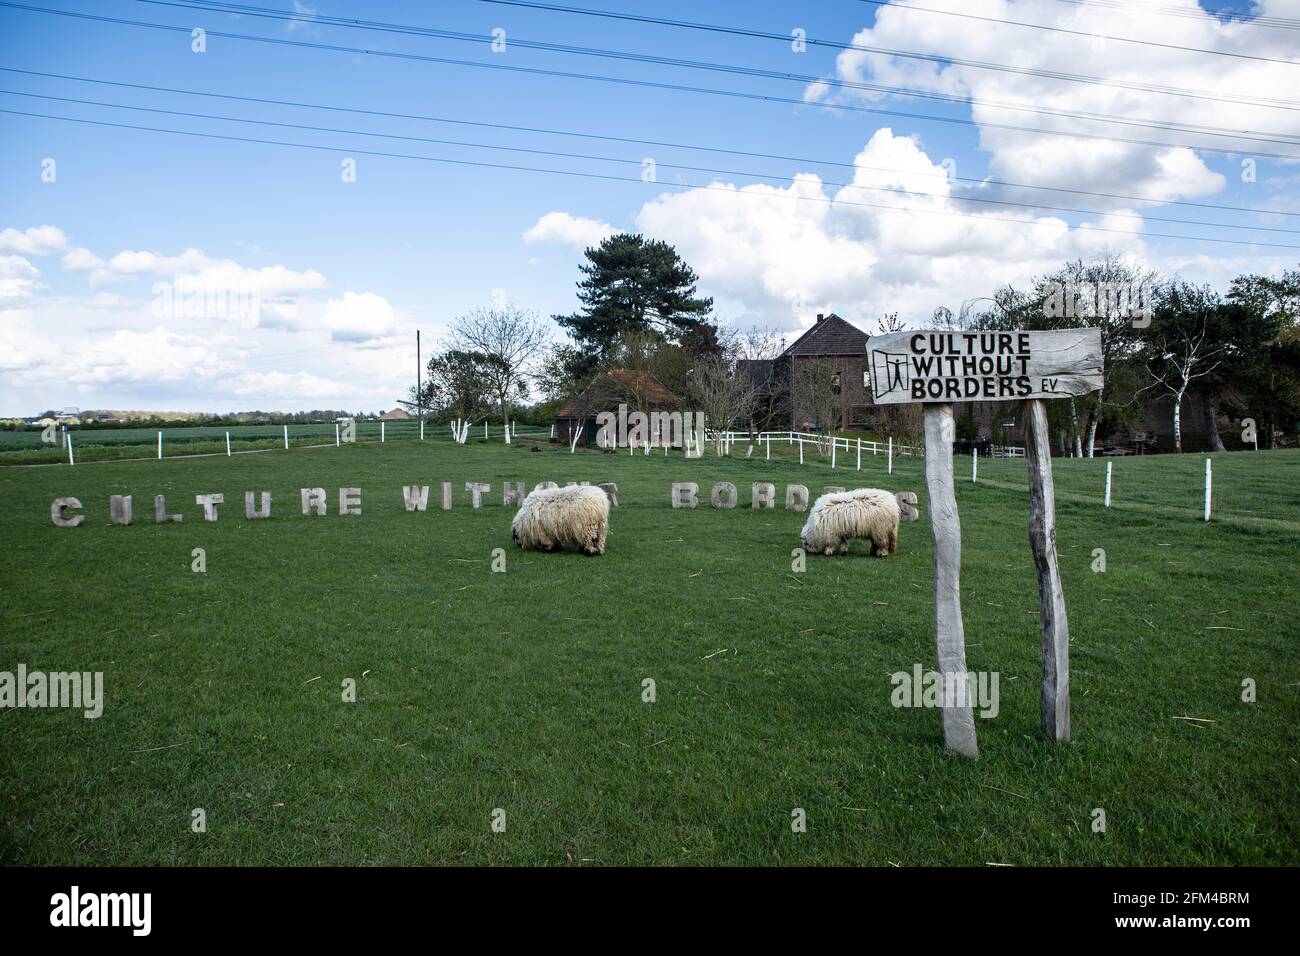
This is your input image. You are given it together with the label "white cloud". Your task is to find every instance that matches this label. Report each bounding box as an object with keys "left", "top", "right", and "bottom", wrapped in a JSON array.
[
  {"left": 523, "top": 211, "right": 617, "bottom": 248},
  {"left": 0, "top": 256, "right": 40, "bottom": 305},
  {"left": 62, "top": 247, "right": 105, "bottom": 272},
  {"left": 811, "top": 0, "right": 1299, "bottom": 206},
  {"left": 0, "top": 225, "right": 67, "bottom": 256},
  {"left": 633, "top": 128, "right": 1141, "bottom": 328},
  {"left": 321, "top": 291, "right": 397, "bottom": 342}
]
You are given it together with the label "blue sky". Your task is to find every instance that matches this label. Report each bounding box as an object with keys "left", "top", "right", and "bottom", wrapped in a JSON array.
[{"left": 1, "top": 0, "right": 1297, "bottom": 414}]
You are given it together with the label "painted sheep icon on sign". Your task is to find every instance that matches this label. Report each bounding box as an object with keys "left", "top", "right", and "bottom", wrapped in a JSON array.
[{"left": 867, "top": 327, "right": 1103, "bottom": 758}]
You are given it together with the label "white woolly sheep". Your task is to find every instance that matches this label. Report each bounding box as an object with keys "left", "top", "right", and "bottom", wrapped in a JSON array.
[
  {"left": 511, "top": 484, "right": 609, "bottom": 556},
  {"left": 799, "top": 487, "right": 900, "bottom": 557}
]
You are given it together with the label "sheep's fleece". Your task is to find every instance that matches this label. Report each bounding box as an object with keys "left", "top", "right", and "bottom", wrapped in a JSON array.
[
  {"left": 511, "top": 484, "right": 609, "bottom": 555},
  {"left": 800, "top": 487, "right": 900, "bottom": 556}
]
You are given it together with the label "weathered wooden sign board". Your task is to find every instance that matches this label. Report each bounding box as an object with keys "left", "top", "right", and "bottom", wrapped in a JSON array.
[
  {"left": 869, "top": 327, "right": 1102, "bottom": 757},
  {"left": 867, "top": 329, "right": 1103, "bottom": 404}
]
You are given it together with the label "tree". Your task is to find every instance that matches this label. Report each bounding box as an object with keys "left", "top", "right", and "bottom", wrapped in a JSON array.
[
  {"left": 686, "top": 349, "right": 762, "bottom": 454},
  {"left": 1032, "top": 255, "right": 1155, "bottom": 457},
  {"left": 554, "top": 233, "right": 714, "bottom": 366},
  {"left": 1224, "top": 268, "right": 1300, "bottom": 449},
  {"left": 1138, "top": 283, "right": 1226, "bottom": 452},
  {"left": 792, "top": 358, "right": 846, "bottom": 453},
  {"left": 448, "top": 304, "right": 549, "bottom": 432},
  {"left": 405, "top": 349, "right": 496, "bottom": 422}
]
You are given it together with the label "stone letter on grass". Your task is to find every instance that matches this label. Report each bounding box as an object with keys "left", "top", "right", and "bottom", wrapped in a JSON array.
[
  {"left": 785, "top": 485, "right": 809, "bottom": 512},
  {"left": 503, "top": 482, "right": 526, "bottom": 507},
  {"left": 245, "top": 491, "right": 271, "bottom": 519},
  {"left": 751, "top": 483, "right": 775, "bottom": 509},
  {"left": 301, "top": 488, "right": 327, "bottom": 516},
  {"left": 196, "top": 493, "right": 224, "bottom": 522},
  {"left": 671, "top": 482, "right": 699, "bottom": 509},
  {"left": 51, "top": 497, "right": 83, "bottom": 528},
  {"left": 441, "top": 482, "right": 453, "bottom": 510},
  {"left": 154, "top": 495, "right": 182, "bottom": 523},
  {"left": 466, "top": 482, "right": 490, "bottom": 509},
  {"left": 711, "top": 482, "right": 738, "bottom": 509},
  {"left": 403, "top": 485, "right": 430, "bottom": 512},
  {"left": 109, "top": 495, "right": 133, "bottom": 526},
  {"left": 597, "top": 482, "right": 619, "bottom": 507},
  {"left": 339, "top": 488, "right": 362, "bottom": 516}
]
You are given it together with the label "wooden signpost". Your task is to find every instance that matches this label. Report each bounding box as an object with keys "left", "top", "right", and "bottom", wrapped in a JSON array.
[{"left": 867, "top": 328, "right": 1103, "bottom": 755}]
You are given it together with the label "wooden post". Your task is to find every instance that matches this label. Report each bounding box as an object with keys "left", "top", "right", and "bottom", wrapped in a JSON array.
[
  {"left": 1104, "top": 461, "right": 1112, "bottom": 507},
  {"left": 227, "top": 431, "right": 233, "bottom": 456},
  {"left": 67, "top": 433, "right": 74, "bottom": 466},
  {"left": 831, "top": 435, "right": 836, "bottom": 469},
  {"left": 381, "top": 421, "right": 386, "bottom": 443},
  {"left": 799, "top": 437, "right": 804, "bottom": 465},
  {"left": 887, "top": 437, "right": 893, "bottom": 475},
  {"left": 923, "top": 404, "right": 978, "bottom": 758},
  {"left": 972, "top": 447, "right": 978, "bottom": 483},
  {"left": 857, "top": 437, "right": 861, "bottom": 471},
  {"left": 1025, "top": 399, "right": 1070, "bottom": 742},
  {"left": 157, "top": 431, "right": 162, "bottom": 460},
  {"left": 283, "top": 424, "right": 289, "bottom": 449}
]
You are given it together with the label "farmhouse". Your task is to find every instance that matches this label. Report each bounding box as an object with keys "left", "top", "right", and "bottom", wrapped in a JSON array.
[
  {"left": 738, "top": 313, "right": 871, "bottom": 432},
  {"left": 555, "top": 369, "right": 682, "bottom": 447}
]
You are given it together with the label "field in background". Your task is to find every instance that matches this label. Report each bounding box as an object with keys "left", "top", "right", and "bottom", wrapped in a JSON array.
[
  {"left": 1, "top": 440, "right": 1296, "bottom": 865},
  {"left": 0, "top": 421, "right": 552, "bottom": 465}
]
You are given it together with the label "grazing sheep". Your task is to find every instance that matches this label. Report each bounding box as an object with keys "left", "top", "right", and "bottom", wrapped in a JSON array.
[
  {"left": 511, "top": 484, "right": 609, "bottom": 555},
  {"left": 800, "top": 488, "right": 900, "bottom": 557}
]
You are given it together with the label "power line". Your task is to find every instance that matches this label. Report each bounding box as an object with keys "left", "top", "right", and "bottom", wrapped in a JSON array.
[
  {"left": 144, "top": 0, "right": 1300, "bottom": 147},
  {"left": 6, "top": 2, "right": 1300, "bottom": 162},
  {"left": 11, "top": 86, "right": 1299, "bottom": 236},
  {"left": 851, "top": 0, "right": 1300, "bottom": 64},
  {"left": 1049, "top": 0, "right": 1300, "bottom": 31},
  {"left": 478, "top": 0, "right": 1300, "bottom": 110},
  {"left": 8, "top": 106, "right": 1300, "bottom": 251},
  {"left": 8, "top": 66, "right": 1293, "bottom": 219}
]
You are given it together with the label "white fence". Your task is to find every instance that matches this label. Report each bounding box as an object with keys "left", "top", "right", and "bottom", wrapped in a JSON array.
[{"left": 710, "top": 430, "right": 924, "bottom": 458}]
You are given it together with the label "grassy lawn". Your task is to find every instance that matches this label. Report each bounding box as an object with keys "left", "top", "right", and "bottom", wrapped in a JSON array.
[{"left": 0, "top": 437, "right": 1296, "bottom": 865}]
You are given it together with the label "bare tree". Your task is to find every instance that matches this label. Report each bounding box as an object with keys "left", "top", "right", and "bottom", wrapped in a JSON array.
[
  {"left": 1139, "top": 283, "right": 1225, "bottom": 453},
  {"left": 686, "top": 350, "right": 761, "bottom": 454},
  {"left": 449, "top": 304, "right": 550, "bottom": 433},
  {"left": 792, "top": 358, "right": 846, "bottom": 454}
]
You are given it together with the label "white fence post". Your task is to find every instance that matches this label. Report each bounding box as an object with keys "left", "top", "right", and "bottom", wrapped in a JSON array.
[
  {"left": 766, "top": 436, "right": 770, "bottom": 461},
  {"left": 799, "top": 436, "right": 804, "bottom": 465},
  {"left": 1204, "top": 458, "right": 1212, "bottom": 522},
  {"left": 857, "top": 438, "right": 861, "bottom": 471},
  {"left": 381, "top": 421, "right": 386, "bottom": 443},
  {"left": 972, "top": 447, "right": 978, "bottom": 483},
  {"left": 888, "top": 437, "right": 893, "bottom": 475},
  {"left": 227, "top": 431, "right": 232, "bottom": 457},
  {"left": 420, "top": 419, "right": 425, "bottom": 441},
  {"left": 831, "top": 435, "right": 836, "bottom": 469},
  {"left": 67, "top": 433, "right": 74, "bottom": 466},
  {"left": 1104, "top": 461, "right": 1112, "bottom": 507},
  {"left": 157, "top": 431, "right": 162, "bottom": 460},
  {"left": 283, "top": 424, "right": 289, "bottom": 450}
]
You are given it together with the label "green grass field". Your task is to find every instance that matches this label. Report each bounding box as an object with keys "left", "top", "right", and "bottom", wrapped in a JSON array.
[{"left": 1, "top": 437, "right": 1296, "bottom": 865}]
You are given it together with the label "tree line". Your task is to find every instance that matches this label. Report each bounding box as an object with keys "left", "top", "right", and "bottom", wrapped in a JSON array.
[{"left": 412, "top": 233, "right": 1299, "bottom": 455}]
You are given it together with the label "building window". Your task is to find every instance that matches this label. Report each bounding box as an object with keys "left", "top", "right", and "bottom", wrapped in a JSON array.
[{"left": 831, "top": 372, "right": 841, "bottom": 395}]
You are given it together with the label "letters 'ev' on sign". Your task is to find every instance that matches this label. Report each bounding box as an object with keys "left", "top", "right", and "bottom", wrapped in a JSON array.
[{"left": 867, "top": 329, "right": 1103, "bottom": 404}]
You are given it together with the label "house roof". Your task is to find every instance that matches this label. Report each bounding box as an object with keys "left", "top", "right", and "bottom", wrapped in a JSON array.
[
  {"left": 380, "top": 407, "right": 412, "bottom": 420},
  {"left": 781, "top": 313, "right": 869, "bottom": 357},
  {"left": 557, "top": 369, "right": 681, "bottom": 419}
]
